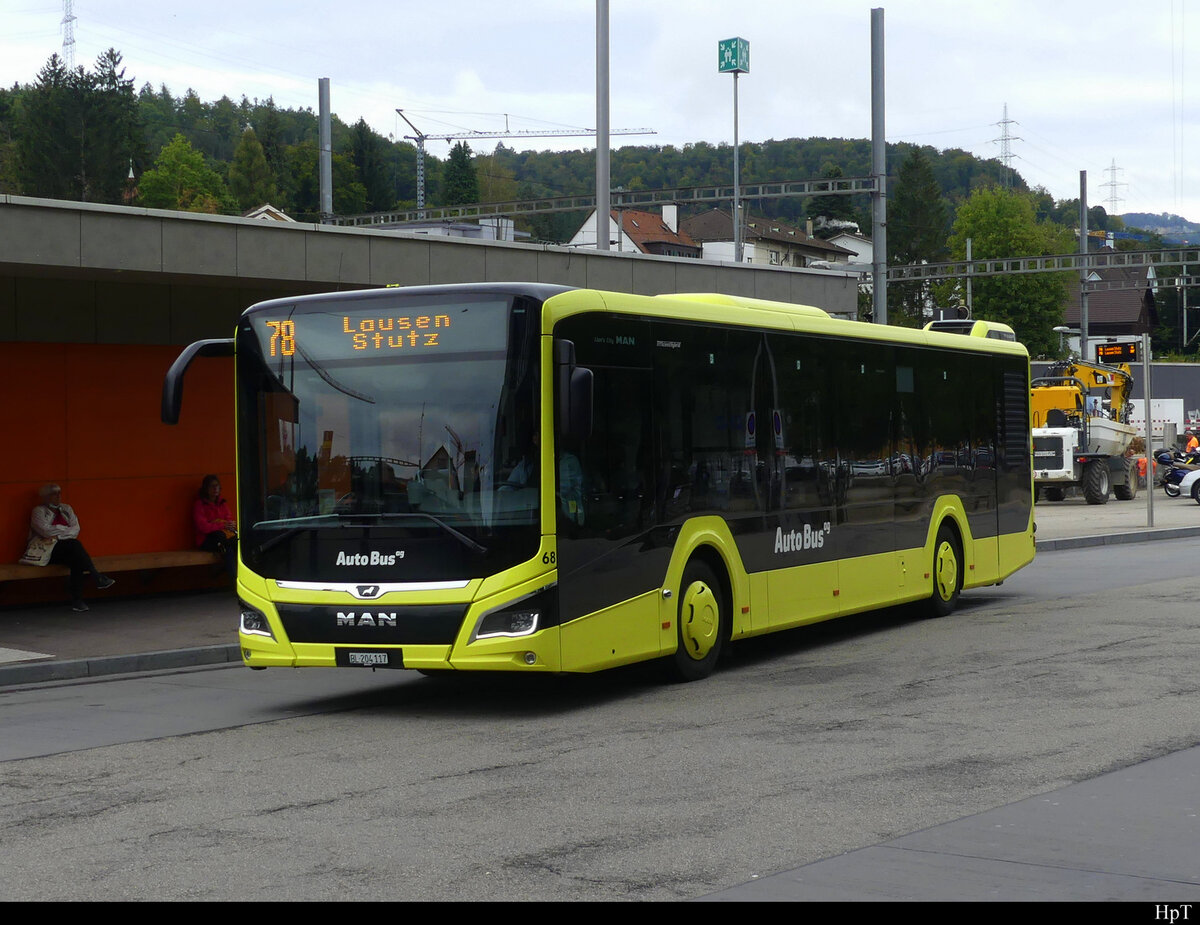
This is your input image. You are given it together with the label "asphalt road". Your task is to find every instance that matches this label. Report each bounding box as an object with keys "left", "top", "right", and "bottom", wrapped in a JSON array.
[{"left": 1, "top": 540, "right": 1198, "bottom": 901}]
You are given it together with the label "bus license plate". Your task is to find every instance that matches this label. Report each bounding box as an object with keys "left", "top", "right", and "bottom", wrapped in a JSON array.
[{"left": 338, "top": 650, "right": 399, "bottom": 668}]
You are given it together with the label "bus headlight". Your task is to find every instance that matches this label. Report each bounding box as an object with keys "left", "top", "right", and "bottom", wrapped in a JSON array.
[
  {"left": 477, "top": 607, "right": 539, "bottom": 639},
  {"left": 240, "top": 602, "right": 274, "bottom": 639},
  {"left": 474, "top": 585, "right": 557, "bottom": 640}
]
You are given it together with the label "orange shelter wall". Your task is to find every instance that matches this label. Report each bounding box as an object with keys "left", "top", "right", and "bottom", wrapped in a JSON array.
[{"left": 0, "top": 343, "right": 235, "bottom": 561}]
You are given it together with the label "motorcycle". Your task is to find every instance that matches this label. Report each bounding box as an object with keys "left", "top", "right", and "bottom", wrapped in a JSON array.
[{"left": 1155, "top": 448, "right": 1200, "bottom": 497}]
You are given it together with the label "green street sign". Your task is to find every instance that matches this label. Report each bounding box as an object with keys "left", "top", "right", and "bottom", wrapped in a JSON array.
[{"left": 718, "top": 37, "right": 750, "bottom": 74}]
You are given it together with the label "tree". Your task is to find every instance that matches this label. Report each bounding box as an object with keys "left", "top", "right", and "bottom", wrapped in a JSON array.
[
  {"left": 278, "top": 139, "right": 366, "bottom": 218},
  {"left": 442, "top": 141, "right": 479, "bottom": 206},
  {"left": 0, "top": 85, "right": 18, "bottom": 193},
  {"left": 887, "top": 147, "right": 949, "bottom": 326},
  {"left": 138, "top": 133, "right": 236, "bottom": 213},
  {"left": 346, "top": 118, "right": 392, "bottom": 212},
  {"left": 228, "top": 127, "right": 277, "bottom": 210},
  {"left": 254, "top": 97, "right": 284, "bottom": 177},
  {"left": 948, "top": 187, "right": 1075, "bottom": 356},
  {"left": 808, "top": 162, "right": 859, "bottom": 233},
  {"left": 15, "top": 50, "right": 143, "bottom": 203},
  {"left": 476, "top": 145, "right": 518, "bottom": 203},
  {"left": 13, "top": 56, "right": 74, "bottom": 200},
  {"left": 86, "top": 48, "right": 143, "bottom": 202}
]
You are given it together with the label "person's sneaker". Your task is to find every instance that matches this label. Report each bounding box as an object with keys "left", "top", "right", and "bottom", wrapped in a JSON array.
[
  {"left": 96, "top": 575, "right": 115, "bottom": 590},
  {"left": 71, "top": 600, "right": 89, "bottom": 612}
]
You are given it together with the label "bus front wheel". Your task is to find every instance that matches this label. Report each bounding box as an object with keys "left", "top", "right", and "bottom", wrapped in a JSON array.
[
  {"left": 928, "top": 525, "right": 962, "bottom": 618},
  {"left": 669, "top": 559, "right": 727, "bottom": 682}
]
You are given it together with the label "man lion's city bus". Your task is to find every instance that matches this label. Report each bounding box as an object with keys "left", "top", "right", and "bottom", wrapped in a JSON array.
[{"left": 163, "top": 283, "right": 1034, "bottom": 682}]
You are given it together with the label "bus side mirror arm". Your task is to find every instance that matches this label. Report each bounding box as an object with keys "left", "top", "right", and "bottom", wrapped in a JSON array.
[
  {"left": 555, "top": 339, "right": 593, "bottom": 440},
  {"left": 162, "top": 338, "right": 235, "bottom": 425}
]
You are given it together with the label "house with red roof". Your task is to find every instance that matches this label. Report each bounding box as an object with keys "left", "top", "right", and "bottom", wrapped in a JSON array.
[
  {"left": 680, "top": 209, "right": 856, "bottom": 268},
  {"left": 567, "top": 205, "right": 701, "bottom": 257},
  {"left": 1063, "top": 246, "right": 1158, "bottom": 338}
]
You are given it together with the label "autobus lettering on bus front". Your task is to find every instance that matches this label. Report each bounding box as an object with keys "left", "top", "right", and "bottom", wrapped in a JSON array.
[
  {"left": 774, "top": 522, "right": 831, "bottom": 554},
  {"left": 335, "top": 550, "right": 405, "bottom": 566},
  {"left": 336, "top": 612, "right": 397, "bottom": 627}
]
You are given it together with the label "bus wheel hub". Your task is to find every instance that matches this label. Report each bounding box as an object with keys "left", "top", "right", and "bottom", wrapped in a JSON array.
[
  {"left": 681, "top": 581, "right": 718, "bottom": 660},
  {"left": 935, "top": 542, "right": 958, "bottom": 601}
]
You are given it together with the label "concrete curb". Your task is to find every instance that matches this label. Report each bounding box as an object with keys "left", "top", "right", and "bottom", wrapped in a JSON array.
[
  {"left": 0, "top": 643, "right": 241, "bottom": 688},
  {"left": 1035, "top": 525, "right": 1200, "bottom": 552},
  {"left": 6, "top": 527, "right": 1200, "bottom": 687}
]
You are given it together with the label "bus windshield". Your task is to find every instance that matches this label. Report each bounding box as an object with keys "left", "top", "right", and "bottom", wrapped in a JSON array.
[{"left": 235, "top": 291, "right": 541, "bottom": 582}]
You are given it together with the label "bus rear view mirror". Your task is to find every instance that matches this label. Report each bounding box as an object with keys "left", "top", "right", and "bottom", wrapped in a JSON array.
[
  {"left": 555, "top": 339, "right": 593, "bottom": 440},
  {"left": 162, "top": 338, "right": 235, "bottom": 424}
]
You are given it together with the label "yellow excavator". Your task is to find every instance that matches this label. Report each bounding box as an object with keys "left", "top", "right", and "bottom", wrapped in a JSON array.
[{"left": 1031, "top": 359, "right": 1137, "bottom": 504}]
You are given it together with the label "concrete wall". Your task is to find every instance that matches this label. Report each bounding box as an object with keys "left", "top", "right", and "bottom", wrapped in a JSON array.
[{"left": 0, "top": 195, "right": 858, "bottom": 346}]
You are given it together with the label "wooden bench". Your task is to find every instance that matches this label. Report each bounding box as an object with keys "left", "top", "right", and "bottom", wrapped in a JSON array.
[{"left": 0, "top": 550, "right": 219, "bottom": 583}]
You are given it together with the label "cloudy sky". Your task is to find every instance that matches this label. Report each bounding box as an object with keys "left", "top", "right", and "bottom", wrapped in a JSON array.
[{"left": 4, "top": 0, "right": 1197, "bottom": 222}]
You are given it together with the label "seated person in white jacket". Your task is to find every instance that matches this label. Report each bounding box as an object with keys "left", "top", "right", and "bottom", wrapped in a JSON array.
[{"left": 30, "top": 484, "right": 114, "bottom": 612}]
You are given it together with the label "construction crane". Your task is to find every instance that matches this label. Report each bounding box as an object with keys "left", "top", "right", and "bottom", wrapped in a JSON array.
[{"left": 396, "top": 110, "right": 655, "bottom": 211}]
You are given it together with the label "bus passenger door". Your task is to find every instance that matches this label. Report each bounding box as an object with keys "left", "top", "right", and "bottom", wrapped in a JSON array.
[
  {"left": 833, "top": 342, "right": 899, "bottom": 611},
  {"left": 551, "top": 316, "right": 664, "bottom": 671},
  {"left": 768, "top": 333, "right": 840, "bottom": 629}
]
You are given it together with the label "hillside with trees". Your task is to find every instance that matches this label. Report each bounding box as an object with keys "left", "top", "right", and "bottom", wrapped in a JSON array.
[
  {"left": 0, "top": 50, "right": 1191, "bottom": 357},
  {"left": 0, "top": 49, "right": 1033, "bottom": 227}
]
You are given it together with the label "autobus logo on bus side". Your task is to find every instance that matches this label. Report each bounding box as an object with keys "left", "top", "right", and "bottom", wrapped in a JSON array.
[{"left": 774, "top": 522, "right": 831, "bottom": 553}]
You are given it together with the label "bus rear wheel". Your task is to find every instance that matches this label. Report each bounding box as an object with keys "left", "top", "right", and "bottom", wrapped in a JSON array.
[
  {"left": 928, "top": 525, "right": 962, "bottom": 618},
  {"left": 668, "top": 559, "right": 727, "bottom": 682}
]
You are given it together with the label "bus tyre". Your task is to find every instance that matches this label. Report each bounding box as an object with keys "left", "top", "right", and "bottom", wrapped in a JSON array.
[
  {"left": 669, "top": 560, "right": 726, "bottom": 682},
  {"left": 1082, "top": 460, "right": 1110, "bottom": 505},
  {"left": 928, "top": 525, "right": 962, "bottom": 618},
  {"left": 1114, "top": 459, "right": 1137, "bottom": 501}
]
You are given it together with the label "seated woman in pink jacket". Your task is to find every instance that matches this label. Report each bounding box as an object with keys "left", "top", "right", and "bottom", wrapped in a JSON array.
[{"left": 193, "top": 475, "right": 237, "bottom": 576}]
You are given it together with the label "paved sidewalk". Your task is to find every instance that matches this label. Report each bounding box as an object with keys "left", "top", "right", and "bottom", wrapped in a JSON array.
[
  {"left": 0, "top": 589, "right": 241, "bottom": 685},
  {"left": 1, "top": 490, "right": 1198, "bottom": 686},
  {"left": 1030, "top": 489, "right": 1200, "bottom": 549}
]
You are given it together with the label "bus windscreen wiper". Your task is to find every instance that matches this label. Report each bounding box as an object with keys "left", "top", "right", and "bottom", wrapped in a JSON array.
[
  {"left": 251, "top": 512, "right": 487, "bottom": 554},
  {"left": 376, "top": 512, "right": 488, "bottom": 554}
]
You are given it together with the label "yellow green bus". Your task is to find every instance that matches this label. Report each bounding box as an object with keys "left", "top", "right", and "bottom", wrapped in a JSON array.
[{"left": 163, "top": 284, "right": 1034, "bottom": 682}]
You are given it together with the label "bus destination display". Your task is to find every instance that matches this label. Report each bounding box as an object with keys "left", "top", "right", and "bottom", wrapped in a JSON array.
[{"left": 263, "top": 313, "right": 453, "bottom": 356}]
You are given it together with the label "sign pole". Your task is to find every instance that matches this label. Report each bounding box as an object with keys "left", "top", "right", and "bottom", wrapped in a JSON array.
[
  {"left": 718, "top": 38, "right": 749, "bottom": 263},
  {"left": 733, "top": 71, "right": 741, "bottom": 262},
  {"left": 1143, "top": 332, "right": 1154, "bottom": 527}
]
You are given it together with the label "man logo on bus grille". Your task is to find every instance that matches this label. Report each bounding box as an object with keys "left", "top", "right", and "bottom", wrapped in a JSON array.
[
  {"left": 356, "top": 585, "right": 382, "bottom": 599},
  {"left": 337, "top": 612, "right": 397, "bottom": 627}
]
